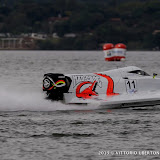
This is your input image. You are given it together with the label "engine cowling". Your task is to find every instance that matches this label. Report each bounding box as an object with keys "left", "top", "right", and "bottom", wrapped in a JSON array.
[{"left": 43, "top": 73, "right": 71, "bottom": 100}]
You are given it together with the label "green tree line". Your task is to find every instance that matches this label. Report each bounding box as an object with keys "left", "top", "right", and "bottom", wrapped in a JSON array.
[{"left": 0, "top": 0, "right": 160, "bottom": 50}]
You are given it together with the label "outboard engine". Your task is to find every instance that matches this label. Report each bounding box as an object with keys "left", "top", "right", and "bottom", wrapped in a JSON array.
[{"left": 43, "top": 73, "right": 71, "bottom": 100}]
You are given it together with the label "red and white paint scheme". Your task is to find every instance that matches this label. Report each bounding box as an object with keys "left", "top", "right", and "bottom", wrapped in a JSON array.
[
  {"left": 43, "top": 66, "right": 160, "bottom": 108},
  {"left": 103, "top": 43, "right": 126, "bottom": 61}
]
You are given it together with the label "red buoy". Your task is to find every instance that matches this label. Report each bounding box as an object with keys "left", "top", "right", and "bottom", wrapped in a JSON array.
[
  {"left": 115, "top": 43, "right": 126, "bottom": 49},
  {"left": 103, "top": 43, "right": 127, "bottom": 61},
  {"left": 103, "top": 43, "right": 114, "bottom": 50}
]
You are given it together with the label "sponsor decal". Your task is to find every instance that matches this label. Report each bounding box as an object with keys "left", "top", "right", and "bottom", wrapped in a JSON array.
[
  {"left": 55, "top": 80, "right": 66, "bottom": 87},
  {"left": 72, "top": 75, "right": 102, "bottom": 88},
  {"left": 43, "top": 79, "right": 50, "bottom": 88},
  {"left": 44, "top": 78, "right": 66, "bottom": 90},
  {"left": 76, "top": 81, "right": 98, "bottom": 99},
  {"left": 48, "top": 80, "right": 66, "bottom": 90},
  {"left": 112, "top": 49, "right": 125, "bottom": 55},
  {"left": 106, "top": 51, "right": 112, "bottom": 56},
  {"left": 74, "top": 73, "right": 119, "bottom": 99}
]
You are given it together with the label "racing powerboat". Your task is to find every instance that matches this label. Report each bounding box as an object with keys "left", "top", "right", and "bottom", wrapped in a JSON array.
[{"left": 43, "top": 66, "right": 160, "bottom": 108}]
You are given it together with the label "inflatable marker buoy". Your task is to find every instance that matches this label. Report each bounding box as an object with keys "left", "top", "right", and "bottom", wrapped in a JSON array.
[
  {"left": 103, "top": 43, "right": 114, "bottom": 61},
  {"left": 103, "top": 43, "right": 114, "bottom": 51},
  {"left": 114, "top": 43, "right": 126, "bottom": 61},
  {"left": 103, "top": 43, "right": 126, "bottom": 61}
]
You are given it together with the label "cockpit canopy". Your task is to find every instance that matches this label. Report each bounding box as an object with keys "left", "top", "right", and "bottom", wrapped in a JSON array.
[{"left": 128, "top": 70, "right": 150, "bottom": 76}]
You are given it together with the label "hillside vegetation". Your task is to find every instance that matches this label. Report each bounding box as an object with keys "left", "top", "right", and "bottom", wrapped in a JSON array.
[{"left": 0, "top": 0, "right": 160, "bottom": 50}]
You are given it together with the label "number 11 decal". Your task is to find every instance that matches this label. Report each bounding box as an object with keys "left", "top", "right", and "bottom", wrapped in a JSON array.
[{"left": 125, "top": 80, "right": 137, "bottom": 93}]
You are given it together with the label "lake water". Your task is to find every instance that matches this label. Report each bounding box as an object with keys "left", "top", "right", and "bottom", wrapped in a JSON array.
[{"left": 0, "top": 50, "right": 160, "bottom": 160}]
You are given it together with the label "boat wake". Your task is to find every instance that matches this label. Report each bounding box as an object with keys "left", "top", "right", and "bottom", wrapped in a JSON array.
[
  {"left": 0, "top": 87, "right": 100, "bottom": 111},
  {"left": 1, "top": 86, "right": 160, "bottom": 111}
]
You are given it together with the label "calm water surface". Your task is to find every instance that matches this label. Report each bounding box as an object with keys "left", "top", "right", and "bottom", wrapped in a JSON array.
[{"left": 0, "top": 51, "right": 160, "bottom": 160}]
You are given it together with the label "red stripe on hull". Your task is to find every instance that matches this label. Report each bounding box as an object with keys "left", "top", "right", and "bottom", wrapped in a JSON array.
[{"left": 95, "top": 73, "right": 119, "bottom": 96}]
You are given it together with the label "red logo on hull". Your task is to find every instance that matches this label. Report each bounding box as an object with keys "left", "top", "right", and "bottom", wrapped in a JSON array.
[
  {"left": 76, "top": 74, "right": 119, "bottom": 99},
  {"left": 76, "top": 81, "right": 98, "bottom": 99}
]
